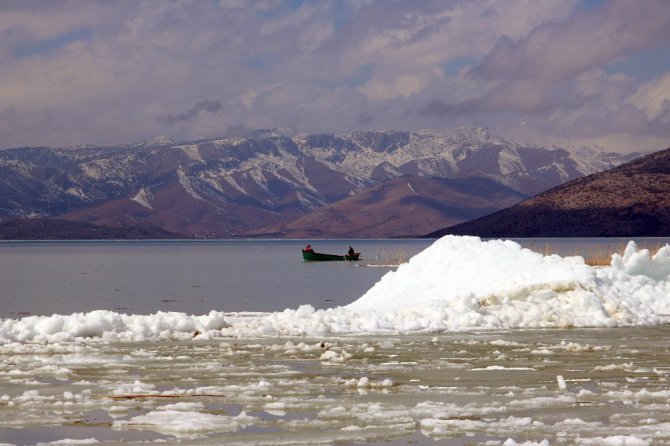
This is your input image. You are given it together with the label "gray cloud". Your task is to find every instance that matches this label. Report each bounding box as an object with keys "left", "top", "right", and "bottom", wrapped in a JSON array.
[
  {"left": 358, "top": 112, "right": 374, "bottom": 125},
  {"left": 418, "top": 99, "right": 474, "bottom": 118},
  {"left": 473, "top": 0, "right": 670, "bottom": 83},
  {"left": 0, "top": 1, "right": 669, "bottom": 153},
  {"left": 415, "top": 0, "right": 670, "bottom": 151},
  {"left": 160, "top": 100, "right": 222, "bottom": 125}
]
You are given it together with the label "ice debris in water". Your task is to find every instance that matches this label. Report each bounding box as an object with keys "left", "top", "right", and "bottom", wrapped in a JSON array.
[
  {"left": 1, "top": 236, "right": 670, "bottom": 343},
  {"left": 112, "top": 407, "right": 258, "bottom": 438}
]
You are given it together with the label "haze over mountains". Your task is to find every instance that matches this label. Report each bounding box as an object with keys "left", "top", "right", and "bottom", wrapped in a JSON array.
[
  {"left": 0, "top": 127, "right": 641, "bottom": 239},
  {"left": 430, "top": 148, "right": 670, "bottom": 238}
]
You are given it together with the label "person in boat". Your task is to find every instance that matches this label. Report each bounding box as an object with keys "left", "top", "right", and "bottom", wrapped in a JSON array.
[
  {"left": 304, "top": 244, "right": 314, "bottom": 253},
  {"left": 347, "top": 246, "right": 355, "bottom": 256}
]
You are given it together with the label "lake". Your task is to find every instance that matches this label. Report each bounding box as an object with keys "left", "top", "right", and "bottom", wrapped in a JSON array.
[
  {"left": 0, "top": 239, "right": 433, "bottom": 318},
  {"left": 1, "top": 237, "right": 666, "bottom": 318},
  {"left": 1, "top": 237, "right": 670, "bottom": 446}
]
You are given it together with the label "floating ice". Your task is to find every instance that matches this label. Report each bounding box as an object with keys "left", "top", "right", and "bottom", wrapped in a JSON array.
[
  {"left": 1, "top": 236, "right": 669, "bottom": 344},
  {"left": 0, "top": 310, "right": 229, "bottom": 345},
  {"left": 112, "top": 408, "right": 258, "bottom": 438}
]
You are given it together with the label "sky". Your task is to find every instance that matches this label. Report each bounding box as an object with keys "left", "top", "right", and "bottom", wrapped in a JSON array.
[{"left": 1, "top": 0, "right": 669, "bottom": 153}]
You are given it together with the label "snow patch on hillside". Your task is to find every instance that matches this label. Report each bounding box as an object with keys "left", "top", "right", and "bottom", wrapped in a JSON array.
[
  {"left": 498, "top": 148, "right": 526, "bottom": 176},
  {"left": 237, "top": 150, "right": 319, "bottom": 195},
  {"left": 407, "top": 182, "right": 418, "bottom": 195},
  {"left": 223, "top": 175, "right": 248, "bottom": 195},
  {"left": 553, "top": 144, "right": 613, "bottom": 175},
  {"left": 65, "top": 187, "right": 86, "bottom": 199},
  {"left": 294, "top": 192, "right": 317, "bottom": 209},
  {"left": 178, "top": 144, "right": 205, "bottom": 163},
  {"left": 247, "top": 169, "right": 270, "bottom": 194},
  {"left": 131, "top": 188, "right": 154, "bottom": 209},
  {"left": 177, "top": 167, "right": 203, "bottom": 200},
  {"left": 80, "top": 163, "right": 103, "bottom": 180}
]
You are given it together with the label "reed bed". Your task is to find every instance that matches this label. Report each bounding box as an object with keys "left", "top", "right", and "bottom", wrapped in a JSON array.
[
  {"left": 364, "top": 248, "right": 409, "bottom": 267},
  {"left": 363, "top": 242, "right": 667, "bottom": 268},
  {"left": 525, "top": 242, "right": 667, "bottom": 267},
  {"left": 584, "top": 244, "right": 628, "bottom": 267}
]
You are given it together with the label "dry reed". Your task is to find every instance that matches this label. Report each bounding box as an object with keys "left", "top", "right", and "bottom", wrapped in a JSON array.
[
  {"left": 364, "top": 248, "right": 409, "bottom": 267},
  {"left": 585, "top": 243, "right": 668, "bottom": 266},
  {"left": 526, "top": 242, "right": 667, "bottom": 267}
]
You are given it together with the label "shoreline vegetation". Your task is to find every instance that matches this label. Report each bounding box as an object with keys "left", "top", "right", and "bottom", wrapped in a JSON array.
[
  {"left": 364, "top": 243, "right": 668, "bottom": 268},
  {"left": 528, "top": 242, "right": 667, "bottom": 267},
  {"left": 362, "top": 248, "right": 410, "bottom": 267}
]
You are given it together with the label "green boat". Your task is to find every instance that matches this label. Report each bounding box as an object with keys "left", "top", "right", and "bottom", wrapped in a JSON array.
[{"left": 302, "top": 250, "right": 360, "bottom": 261}]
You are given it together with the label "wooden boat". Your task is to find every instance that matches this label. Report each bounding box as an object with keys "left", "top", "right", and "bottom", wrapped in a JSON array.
[{"left": 302, "top": 250, "right": 360, "bottom": 261}]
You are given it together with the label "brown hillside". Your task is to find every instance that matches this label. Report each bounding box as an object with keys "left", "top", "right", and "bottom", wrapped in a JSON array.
[
  {"left": 429, "top": 148, "right": 670, "bottom": 238},
  {"left": 254, "top": 176, "right": 527, "bottom": 238}
]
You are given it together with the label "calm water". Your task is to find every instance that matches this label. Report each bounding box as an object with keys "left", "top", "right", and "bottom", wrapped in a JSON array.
[
  {"left": 1, "top": 237, "right": 668, "bottom": 318},
  {"left": 0, "top": 239, "right": 433, "bottom": 318}
]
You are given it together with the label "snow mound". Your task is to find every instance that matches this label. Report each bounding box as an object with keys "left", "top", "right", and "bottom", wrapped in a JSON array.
[
  {"left": 348, "top": 236, "right": 595, "bottom": 312},
  {"left": 346, "top": 236, "right": 670, "bottom": 329},
  {"left": 1, "top": 236, "right": 669, "bottom": 343}
]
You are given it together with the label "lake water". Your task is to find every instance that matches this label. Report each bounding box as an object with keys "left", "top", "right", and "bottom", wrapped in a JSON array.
[
  {"left": 1, "top": 237, "right": 666, "bottom": 318},
  {"left": 0, "top": 239, "right": 434, "bottom": 318},
  {"left": 1, "top": 237, "right": 670, "bottom": 446}
]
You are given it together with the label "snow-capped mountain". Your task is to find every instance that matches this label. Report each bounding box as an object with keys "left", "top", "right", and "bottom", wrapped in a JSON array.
[{"left": 0, "top": 127, "right": 640, "bottom": 237}]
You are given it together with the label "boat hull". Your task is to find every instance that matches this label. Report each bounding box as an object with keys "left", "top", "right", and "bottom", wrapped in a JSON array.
[{"left": 302, "top": 250, "right": 360, "bottom": 261}]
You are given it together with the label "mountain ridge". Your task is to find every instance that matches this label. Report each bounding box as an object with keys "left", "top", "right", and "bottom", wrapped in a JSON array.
[
  {"left": 256, "top": 175, "right": 528, "bottom": 239},
  {"left": 0, "top": 127, "right": 642, "bottom": 238},
  {"left": 429, "top": 148, "right": 670, "bottom": 238}
]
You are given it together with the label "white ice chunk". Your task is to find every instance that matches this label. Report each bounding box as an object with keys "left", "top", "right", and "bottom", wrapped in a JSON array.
[
  {"left": 113, "top": 410, "right": 258, "bottom": 438},
  {"left": 557, "top": 375, "right": 567, "bottom": 390}
]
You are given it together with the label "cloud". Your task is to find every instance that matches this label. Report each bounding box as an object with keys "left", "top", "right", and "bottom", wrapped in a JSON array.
[
  {"left": 416, "top": 0, "right": 670, "bottom": 148},
  {"left": 360, "top": 74, "right": 429, "bottom": 101},
  {"left": 628, "top": 73, "right": 670, "bottom": 120},
  {"left": 418, "top": 79, "right": 570, "bottom": 117},
  {"left": 0, "top": 0, "right": 669, "bottom": 153},
  {"left": 358, "top": 112, "right": 374, "bottom": 125},
  {"left": 474, "top": 1, "right": 670, "bottom": 82},
  {"left": 0, "top": 105, "right": 47, "bottom": 139},
  {"left": 160, "top": 100, "right": 223, "bottom": 124},
  {"left": 417, "top": 99, "right": 467, "bottom": 117}
]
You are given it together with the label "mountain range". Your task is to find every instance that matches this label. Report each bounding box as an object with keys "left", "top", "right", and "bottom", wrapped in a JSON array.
[
  {"left": 429, "top": 147, "right": 670, "bottom": 238},
  {"left": 0, "top": 127, "right": 640, "bottom": 238}
]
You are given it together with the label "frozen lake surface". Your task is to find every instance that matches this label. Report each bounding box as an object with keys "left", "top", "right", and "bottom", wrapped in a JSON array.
[
  {"left": 1, "top": 237, "right": 670, "bottom": 445},
  {"left": 3, "top": 327, "right": 670, "bottom": 445}
]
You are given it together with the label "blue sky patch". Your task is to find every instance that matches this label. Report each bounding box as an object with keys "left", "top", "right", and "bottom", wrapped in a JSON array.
[
  {"left": 313, "top": 64, "right": 373, "bottom": 89},
  {"left": 445, "top": 56, "right": 479, "bottom": 76},
  {"left": 14, "top": 28, "right": 93, "bottom": 59},
  {"left": 606, "top": 47, "right": 670, "bottom": 81}
]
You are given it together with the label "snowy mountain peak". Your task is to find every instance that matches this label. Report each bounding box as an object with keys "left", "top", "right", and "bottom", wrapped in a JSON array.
[
  {"left": 146, "top": 136, "right": 175, "bottom": 147},
  {"left": 0, "top": 128, "right": 640, "bottom": 237},
  {"left": 248, "top": 128, "right": 294, "bottom": 139},
  {"left": 128, "top": 136, "right": 176, "bottom": 148},
  {"left": 455, "top": 125, "right": 490, "bottom": 138}
]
